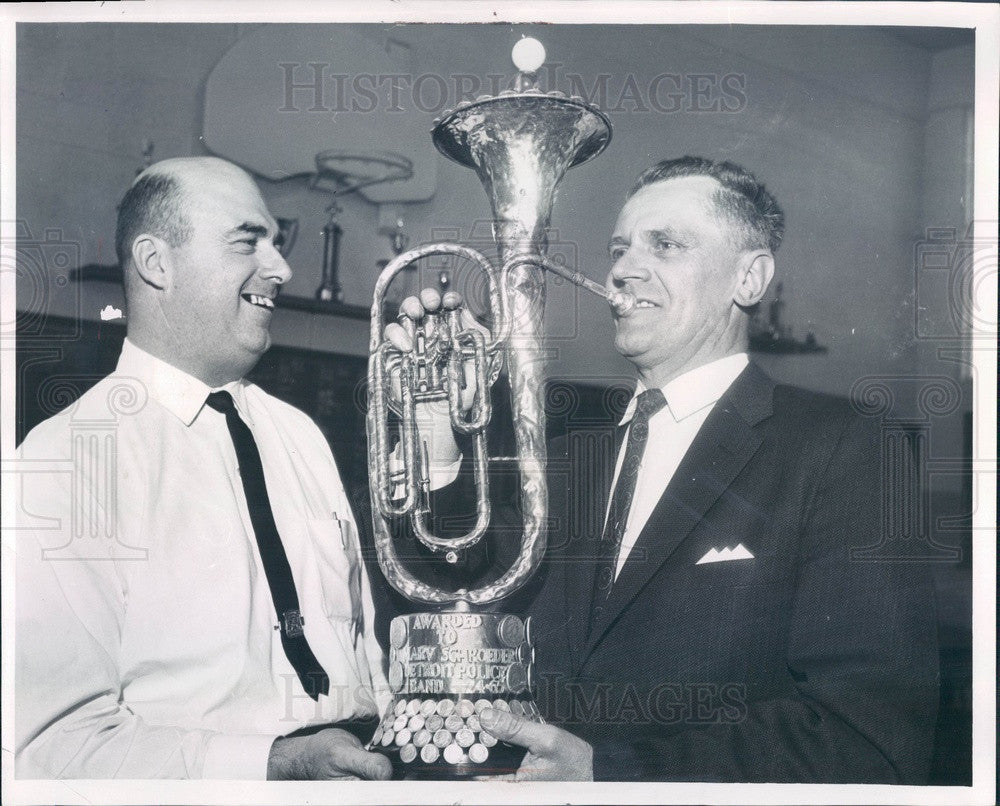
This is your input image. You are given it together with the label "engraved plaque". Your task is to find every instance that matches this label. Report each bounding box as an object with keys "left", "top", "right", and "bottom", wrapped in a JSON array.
[{"left": 366, "top": 611, "right": 539, "bottom": 778}]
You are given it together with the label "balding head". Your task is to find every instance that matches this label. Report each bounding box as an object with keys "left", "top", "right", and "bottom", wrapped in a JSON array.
[
  {"left": 138, "top": 156, "right": 258, "bottom": 193},
  {"left": 115, "top": 157, "right": 256, "bottom": 275}
]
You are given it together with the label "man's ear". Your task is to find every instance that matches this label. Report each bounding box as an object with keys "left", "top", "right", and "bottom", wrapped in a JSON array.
[
  {"left": 130, "top": 234, "right": 172, "bottom": 290},
  {"left": 733, "top": 251, "right": 775, "bottom": 307}
]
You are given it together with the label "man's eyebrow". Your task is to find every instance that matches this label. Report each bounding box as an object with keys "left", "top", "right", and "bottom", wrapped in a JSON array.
[
  {"left": 642, "top": 226, "right": 693, "bottom": 242},
  {"left": 227, "top": 222, "right": 269, "bottom": 238},
  {"left": 608, "top": 235, "right": 628, "bottom": 249}
]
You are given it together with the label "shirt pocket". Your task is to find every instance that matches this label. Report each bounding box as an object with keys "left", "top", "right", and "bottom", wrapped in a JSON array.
[{"left": 305, "top": 516, "right": 363, "bottom": 627}]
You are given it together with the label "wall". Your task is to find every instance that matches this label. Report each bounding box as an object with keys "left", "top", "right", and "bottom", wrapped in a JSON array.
[
  {"left": 16, "top": 23, "right": 972, "bottom": 420},
  {"left": 15, "top": 24, "right": 245, "bottom": 344},
  {"left": 916, "top": 43, "right": 976, "bottom": 492},
  {"left": 391, "top": 24, "right": 936, "bottom": 400}
]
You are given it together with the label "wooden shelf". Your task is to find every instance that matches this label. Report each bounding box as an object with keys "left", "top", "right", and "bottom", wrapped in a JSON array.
[
  {"left": 749, "top": 332, "right": 828, "bottom": 354},
  {"left": 71, "top": 264, "right": 122, "bottom": 283},
  {"left": 275, "top": 295, "right": 368, "bottom": 319},
  {"left": 72, "top": 265, "right": 369, "bottom": 321}
]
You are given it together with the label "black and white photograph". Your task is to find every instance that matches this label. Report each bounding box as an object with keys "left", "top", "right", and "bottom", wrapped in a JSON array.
[{"left": 1, "top": 2, "right": 996, "bottom": 804}]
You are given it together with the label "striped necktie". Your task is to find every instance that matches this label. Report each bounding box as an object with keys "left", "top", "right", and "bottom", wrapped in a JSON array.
[{"left": 592, "top": 388, "right": 667, "bottom": 604}]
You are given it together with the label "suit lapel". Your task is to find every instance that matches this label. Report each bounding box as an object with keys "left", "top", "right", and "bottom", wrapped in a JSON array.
[{"left": 581, "top": 363, "right": 775, "bottom": 662}]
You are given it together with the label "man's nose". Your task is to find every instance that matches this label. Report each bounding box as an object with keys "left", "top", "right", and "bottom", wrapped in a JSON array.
[
  {"left": 260, "top": 243, "right": 293, "bottom": 285},
  {"left": 608, "top": 249, "right": 650, "bottom": 286}
]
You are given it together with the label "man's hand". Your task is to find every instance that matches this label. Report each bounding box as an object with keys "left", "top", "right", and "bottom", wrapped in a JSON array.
[
  {"left": 383, "top": 288, "right": 485, "bottom": 468},
  {"left": 384, "top": 288, "right": 486, "bottom": 412},
  {"left": 267, "top": 727, "right": 392, "bottom": 780},
  {"left": 478, "top": 707, "right": 593, "bottom": 781}
]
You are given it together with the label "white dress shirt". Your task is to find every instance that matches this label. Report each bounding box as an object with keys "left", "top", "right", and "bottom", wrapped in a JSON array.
[
  {"left": 610, "top": 353, "right": 749, "bottom": 578},
  {"left": 14, "top": 339, "right": 389, "bottom": 779}
]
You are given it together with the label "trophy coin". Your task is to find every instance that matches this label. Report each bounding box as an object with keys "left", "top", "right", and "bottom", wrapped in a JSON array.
[
  {"left": 394, "top": 699, "right": 407, "bottom": 717},
  {"left": 506, "top": 663, "right": 528, "bottom": 694},
  {"left": 420, "top": 744, "right": 440, "bottom": 764},
  {"left": 408, "top": 714, "right": 425, "bottom": 731},
  {"left": 436, "top": 699, "right": 455, "bottom": 717},
  {"left": 380, "top": 729, "right": 395, "bottom": 747},
  {"left": 395, "top": 728, "right": 412, "bottom": 747},
  {"left": 509, "top": 700, "right": 524, "bottom": 716},
  {"left": 388, "top": 662, "right": 405, "bottom": 692},
  {"left": 413, "top": 729, "right": 431, "bottom": 748},
  {"left": 425, "top": 714, "right": 444, "bottom": 732},
  {"left": 492, "top": 698, "right": 510, "bottom": 711},
  {"left": 480, "top": 730, "right": 498, "bottom": 747},
  {"left": 456, "top": 728, "right": 475, "bottom": 748},
  {"left": 468, "top": 743, "right": 489, "bottom": 764},
  {"left": 406, "top": 698, "right": 422, "bottom": 716},
  {"left": 525, "top": 615, "right": 533, "bottom": 645},
  {"left": 399, "top": 744, "right": 418, "bottom": 764},
  {"left": 498, "top": 614, "right": 525, "bottom": 647},
  {"left": 371, "top": 725, "right": 384, "bottom": 744},
  {"left": 444, "top": 714, "right": 464, "bottom": 732},
  {"left": 456, "top": 699, "right": 475, "bottom": 719},
  {"left": 392, "top": 715, "right": 408, "bottom": 732},
  {"left": 390, "top": 618, "right": 408, "bottom": 649},
  {"left": 420, "top": 699, "right": 437, "bottom": 716},
  {"left": 466, "top": 714, "right": 481, "bottom": 732},
  {"left": 517, "top": 642, "right": 531, "bottom": 664},
  {"left": 433, "top": 729, "right": 452, "bottom": 748},
  {"left": 474, "top": 698, "right": 492, "bottom": 714},
  {"left": 443, "top": 743, "right": 465, "bottom": 765}
]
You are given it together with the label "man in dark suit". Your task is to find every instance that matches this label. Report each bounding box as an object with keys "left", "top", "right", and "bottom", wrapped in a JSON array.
[{"left": 386, "top": 156, "right": 939, "bottom": 782}]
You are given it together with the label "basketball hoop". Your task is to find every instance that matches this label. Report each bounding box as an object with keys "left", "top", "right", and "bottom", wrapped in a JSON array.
[{"left": 311, "top": 150, "right": 414, "bottom": 197}]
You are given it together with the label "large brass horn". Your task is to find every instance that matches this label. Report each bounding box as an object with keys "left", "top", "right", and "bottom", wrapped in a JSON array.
[
  {"left": 364, "top": 39, "right": 634, "bottom": 777},
  {"left": 367, "top": 83, "right": 636, "bottom": 605}
]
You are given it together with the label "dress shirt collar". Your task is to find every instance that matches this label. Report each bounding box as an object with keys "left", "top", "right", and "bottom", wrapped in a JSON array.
[
  {"left": 116, "top": 338, "right": 248, "bottom": 427},
  {"left": 620, "top": 352, "right": 750, "bottom": 425}
]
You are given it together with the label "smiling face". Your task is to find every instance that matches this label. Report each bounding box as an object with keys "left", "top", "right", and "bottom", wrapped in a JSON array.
[
  {"left": 606, "top": 175, "right": 767, "bottom": 387},
  {"left": 133, "top": 161, "right": 292, "bottom": 386}
]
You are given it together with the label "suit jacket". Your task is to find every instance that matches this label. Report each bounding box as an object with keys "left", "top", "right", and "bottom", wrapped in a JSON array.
[
  {"left": 509, "top": 361, "right": 939, "bottom": 782},
  {"left": 363, "top": 362, "right": 939, "bottom": 783}
]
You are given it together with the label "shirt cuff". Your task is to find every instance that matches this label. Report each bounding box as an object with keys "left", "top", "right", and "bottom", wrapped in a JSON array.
[
  {"left": 202, "top": 733, "right": 277, "bottom": 779},
  {"left": 427, "top": 455, "right": 462, "bottom": 490},
  {"left": 388, "top": 443, "right": 463, "bottom": 498}
]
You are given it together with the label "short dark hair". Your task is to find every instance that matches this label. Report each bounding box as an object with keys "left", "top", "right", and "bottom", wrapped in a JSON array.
[
  {"left": 114, "top": 172, "right": 192, "bottom": 269},
  {"left": 628, "top": 156, "right": 785, "bottom": 253}
]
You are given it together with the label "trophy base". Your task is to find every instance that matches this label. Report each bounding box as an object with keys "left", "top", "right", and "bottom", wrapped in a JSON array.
[
  {"left": 369, "top": 611, "right": 538, "bottom": 779},
  {"left": 370, "top": 694, "right": 542, "bottom": 779}
]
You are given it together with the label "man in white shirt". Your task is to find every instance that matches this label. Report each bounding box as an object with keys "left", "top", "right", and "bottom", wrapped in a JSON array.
[
  {"left": 15, "top": 157, "right": 392, "bottom": 780},
  {"left": 386, "top": 156, "right": 939, "bottom": 783}
]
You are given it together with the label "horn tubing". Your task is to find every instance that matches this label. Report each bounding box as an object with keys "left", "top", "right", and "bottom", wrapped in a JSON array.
[{"left": 368, "top": 243, "right": 515, "bottom": 603}]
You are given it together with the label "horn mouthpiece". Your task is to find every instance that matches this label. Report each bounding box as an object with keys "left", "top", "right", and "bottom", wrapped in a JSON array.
[{"left": 608, "top": 291, "right": 637, "bottom": 315}]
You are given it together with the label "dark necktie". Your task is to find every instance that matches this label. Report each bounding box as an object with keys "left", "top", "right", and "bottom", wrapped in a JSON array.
[
  {"left": 592, "top": 388, "right": 667, "bottom": 604},
  {"left": 205, "top": 390, "right": 330, "bottom": 700}
]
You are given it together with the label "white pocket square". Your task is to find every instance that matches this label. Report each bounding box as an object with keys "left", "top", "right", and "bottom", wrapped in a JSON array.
[{"left": 696, "top": 543, "right": 755, "bottom": 565}]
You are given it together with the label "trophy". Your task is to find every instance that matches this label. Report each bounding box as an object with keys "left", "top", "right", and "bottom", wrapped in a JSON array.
[{"left": 366, "top": 38, "right": 634, "bottom": 778}]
